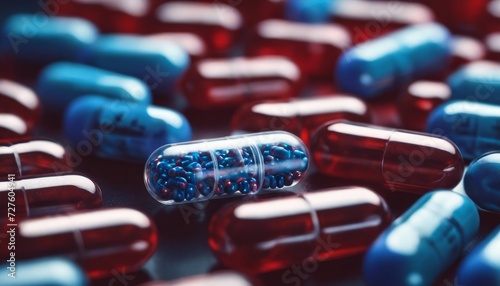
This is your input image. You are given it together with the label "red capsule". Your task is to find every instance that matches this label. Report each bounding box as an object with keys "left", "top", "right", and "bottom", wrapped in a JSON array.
[
  {"left": 180, "top": 56, "right": 303, "bottom": 109},
  {"left": 59, "top": 0, "right": 149, "bottom": 33},
  {"left": 0, "top": 79, "right": 40, "bottom": 131},
  {"left": 231, "top": 95, "right": 371, "bottom": 145},
  {"left": 332, "top": 0, "right": 434, "bottom": 44},
  {"left": 0, "top": 139, "right": 71, "bottom": 177},
  {"left": 209, "top": 186, "right": 391, "bottom": 273},
  {"left": 398, "top": 81, "right": 451, "bottom": 131},
  {"left": 247, "top": 20, "right": 351, "bottom": 77},
  {"left": 145, "top": 33, "right": 207, "bottom": 60},
  {"left": 485, "top": 33, "right": 500, "bottom": 61},
  {"left": 0, "top": 114, "right": 30, "bottom": 139},
  {"left": 481, "top": 0, "right": 500, "bottom": 35},
  {"left": 235, "top": 0, "right": 286, "bottom": 26},
  {"left": 151, "top": 2, "right": 242, "bottom": 55},
  {"left": 311, "top": 120, "right": 464, "bottom": 194},
  {"left": 450, "top": 36, "right": 486, "bottom": 72},
  {"left": 0, "top": 173, "right": 102, "bottom": 222},
  {"left": 0, "top": 208, "right": 157, "bottom": 279}
]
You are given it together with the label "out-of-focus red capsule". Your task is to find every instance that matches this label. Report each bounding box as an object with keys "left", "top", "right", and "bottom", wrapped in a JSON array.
[
  {"left": 180, "top": 56, "right": 303, "bottom": 109},
  {"left": 236, "top": 0, "right": 286, "bottom": 26},
  {"left": 485, "top": 33, "right": 500, "bottom": 61},
  {"left": 0, "top": 208, "right": 157, "bottom": 279},
  {"left": 151, "top": 2, "right": 242, "bottom": 55},
  {"left": 0, "top": 114, "right": 30, "bottom": 139},
  {"left": 398, "top": 81, "right": 451, "bottom": 131},
  {"left": 0, "top": 139, "right": 71, "bottom": 177},
  {"left": 0, "top": 174, "right": 102, "bottom": 222},
  {"left": 60, "top": 0, "right": 149, "bottom": 33},
  {"left": 139, "top": 271, "right": 257, "bottom": 286},
  {"left": 332, "top": 0, "right": 434, "bottom": 44},
  {"left": 145, "top": 33, "right": 207, "bottom": 60},
  {"left": 0, "top": 79, "right": 40, "bottom": 131},
  {"left": 208, "top": 186, "right": 391, "bottom": 273},
  {"left": 247, "top": 20, "right": 351, "bottom": 77},
  {"left": 311, "top": 120, "right": 464, "bottom": 194},
  {"left": 424, "top": 0, "right": 488, "bottom": 32},
  {"left": 450, "top": 36, "right": 486, "bottom": 71},
  {"left": 231, "top": 95, "right": 371, "bottom": 145},
  {"left": 481, "top": 0, "right": 500, "bottom": 35}
]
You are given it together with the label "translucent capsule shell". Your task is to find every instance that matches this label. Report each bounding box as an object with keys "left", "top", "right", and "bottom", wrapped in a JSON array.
[
  {"left": 311, "top": 120, "right": 464, "bottom": 193},
  {"left": 0, "top": 79, "right": 40, "bottom": 131},
  {"left": 209, "top": 186, "right": 391, "bottom": 273},
  {"left": 145, "top": 132, "right": 309, "bottom": 204}
]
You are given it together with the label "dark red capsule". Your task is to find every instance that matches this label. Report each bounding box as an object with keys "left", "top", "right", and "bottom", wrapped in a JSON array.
[
  {"left": 0, "top": 114, "right": 30, "bottom": 139},
  {"left": 180, "top": 56, "right": 303, "bottom": 109},
  {"left": 247, "top": 20, "right": 351, "bottom": 77},
  {"left": 485, "top": 33, "right": 500, "bottom": 61},
  {"left": 209, "top": 186, "right": 391, "bottom": 273},
  {"left": 450, "top": 36, "right": 486, "bottom": 72},
  {"left": 0, "top": 208, "right": 157, "bottom": 279},
  {"left": 310, "top": 120, "right": 464, "bottom": 194},
  {"left": 231, "top": 95, "right": 371, "bottom": 145},
  {"left": 0, "top": 79, "right": 40, "bottom": 131},
  {"left": 145, "top": 33, "right": 207, "bottom": 60}
]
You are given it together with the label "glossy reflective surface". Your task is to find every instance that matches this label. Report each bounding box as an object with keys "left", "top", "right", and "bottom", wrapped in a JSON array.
[
  {"left": 311, "top": 120, "right": 464, "bottom": 193},
  {"left": 448, "top": 61, "right": 500, "bottom": 105},
  {"left": 0, "top": 79, "right": 40, "bottom": 130},
  {"left": 180, "top": 56, "right": 303, "bottom": 109},
  {"left": 145, "top": 33, "right": 207, "bottom": 60},
  {"left": 464, "top": 152, "right": 500, "bottom": 213},
  {"left": 209, "top": 186, "right": 390, "bottom": 273},
  {"left": 0, "top": 114, "right": 28, "bottom": 139},
  {"left": 141, "top": 271, "right": 255, "bottom": 286},
  {"left": 450, "top": 36, "right": 486, "bottom": 71}
]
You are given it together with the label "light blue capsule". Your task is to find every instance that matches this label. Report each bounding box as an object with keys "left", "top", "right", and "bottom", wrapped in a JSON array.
[
  {"left": 457, "top": 226, "right": 500, "bottom": 286},
  {"left": 64, "top": 96, "right": 192, "bottom": 162},
  {"left": 364, "top": 191, "right": 479, "bottom": 286},
  {"left": 0, "top": 257, "right": 88, "bottom": 286},
  {"left": 284, "top": 0, "right": 332, "bottom": 23},
  {"left": 336, "top": 23, "right": 451, "bottom": 99},
  {"left": 448, "top": 61, "right": 500, "bottom": 105},
  {"left": 464, "top": 152, "right": 500, "bottom": 213},
  {"left": 78, "top": 35, "right": 190, "bottom": 94},
  {"left": 0, "top": 14, "right": 98, "bottom": 62},
  {"left": 426, "top": 100, "right": 500, "bottom": 160},
  {"left": 36, "top": 62, "right": 152, "bottom": 114}
]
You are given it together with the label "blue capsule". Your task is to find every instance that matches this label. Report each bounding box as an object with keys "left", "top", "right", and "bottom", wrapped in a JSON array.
[
  {"left": 0, "top": 257, "right": 88, "bottom": 286},
  {"left": 448, "top": 61, "right": 500, "bottom": 105},
  {"left": 464, "top": 152, "right": 500, "bottom": 213},
  {"left": 456, "top": 226, "right": 500, "bottom": 286},
  {"left": 364, "top": 191, "right": 479, "bottom": 286},
  {"left": 284, "top": 0, "right": 332, "bottom": 23},
  {"left": 78, "top": 35, "right": 190, "bottom": 93},
  {"left": 36, "top": 62, "right": 151, "bottom": 114},
  {"left": 64, "top": 96, "right": 192, "bottom": 162},
  {"left": 336, "top": 23, "right": 451, "bottom": 99},
  {"left": 426, "top": 100, "right": 500, "bottom": 160},
  {"left": 0, "top": 15, "right": 98, "bottom": 63}
]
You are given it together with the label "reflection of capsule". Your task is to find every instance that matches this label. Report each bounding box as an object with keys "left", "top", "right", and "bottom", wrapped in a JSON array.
[
  {"left": 0, "top": 208, "right": 157, "bottom": 279},
  {"left": 247, "top": 20, "right": 351, "bottom": 77},
  {"left": 0, "top": 113, "right": 30, "bottom": 139},
  {"left": 36, "top": 62, "right": 151, "bottom": 114},
  {"left": 311, "top": 120, "right": 464, "bottom": 193},
  {"left": 364, "top": 191, "right": 479, "bottom": 286},
  {"left": 209, "top": 186, "right": 391, "bottom": 273},
  {"left": 457, "top": 226, "right": 500, "bottom": 286},
  {"left": 79, "top": 35, "right": 190, "bottom": 93},
  {"left": 180, "top": 56, "right": 303, "bottom": 109},
  {"left": 450, "top": 36, "right": 486, "bottom": 71},
  {"left": 0, "top": 139, "right": 70, "bottom": 177},
  {"left": 0, "top": 258, "right": 87, "bottom": 286},
  {"left": 426, "top": 100, "right": 500, "bottom": 159},
  {"left": 447, "top": 61, "right": 500, "bottom": 105},
  {"left": 140, "top": 271, "right": 256, "bottom": 286},
  {"left": 64, "top": 96, "right": 191, "bottom": 162},
  {"left": 231, "top": 95, "right": 371, "bottom": 145},
  {"left": 0, "top": 15, "right": 98, "bottom": 63},
  {"left": 398, "top": 81, "right": 451, "bottom": 131},
  {"left": 336, "top": 23, "right": 451, "bottom": 99},
  {"left": 0, "top": 174, "right": 102, "bottom": 222},
  {"left": 464, "top": 152, "right": 500, "bottom": 213},
  {"left": 151, "top": 2, "right": 242, "bottom": 55},
  {"left": 145, "top": 33, "right": 207, "bottom": 60},
  {"left": 0, "top": 79, "right": 40, "bottom": 130},
  {"left": 145, "top": 131, "right": 308, "bottom": 204}
]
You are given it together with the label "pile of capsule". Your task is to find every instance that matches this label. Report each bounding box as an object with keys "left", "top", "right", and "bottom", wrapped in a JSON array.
[{"left": 0, "top": 0, "right": 500, "bottom": 285}]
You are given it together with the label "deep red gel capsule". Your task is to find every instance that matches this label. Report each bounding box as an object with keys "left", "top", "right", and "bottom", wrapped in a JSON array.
[
  {"left": 0, "top": 114, "right": 30, "bottom": 139},
  {"left": 231, "top": 95, "right": 371, "bottom": 145},
  {"left": 209, "top": 186, "right": 391, "bottom": 273},
  {"left": 145, "top": 33, "right": 207, "bottom": 60},
  {"left": 0, "top": 79, "right": 40, "bottom": 131},
  {"left": 485, "top": 33, "right": 500, "bottom": 61},
  {"left": 59, "top": 0, "right": 149, "bottom": 33},
  {"left": 0, "top": 174, "right": 102, "bottom": 222},
  {"left": 151, "top": 2, "right": 242, "bottom": 55},
  {"left": 0, "top": 139, "right": 71, "bottom": 177},
  {"left": 398, "top": 81, "right": 451, "bottom": 131},
  {"left": 450, "top": 36, "right": 486, "bottom": 72},
  {"left": 180, "top": 56, "right": 303, "bottom": 109},
  {"left": 0, "top": 208, "right": 157, "bottom": 279},
  {"left": 236, "top": 0, "right": 286, "bottom": 26},
  {"left": 311, "top": 120, "right": 464, "bottom": 194},
  {"left": 247, "top": 20, "right": 351, "bottom": 77}
]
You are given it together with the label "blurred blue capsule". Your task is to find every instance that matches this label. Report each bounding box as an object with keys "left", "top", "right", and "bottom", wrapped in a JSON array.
[
  {"left": 464, "top": 152, "right": 500, "bottom": 213},
  {"left": 448, "top": 61, "right": 500, "bottom": 105},
  {"left": 285, "top": 0, "right": 332, "bottom": 23}
]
